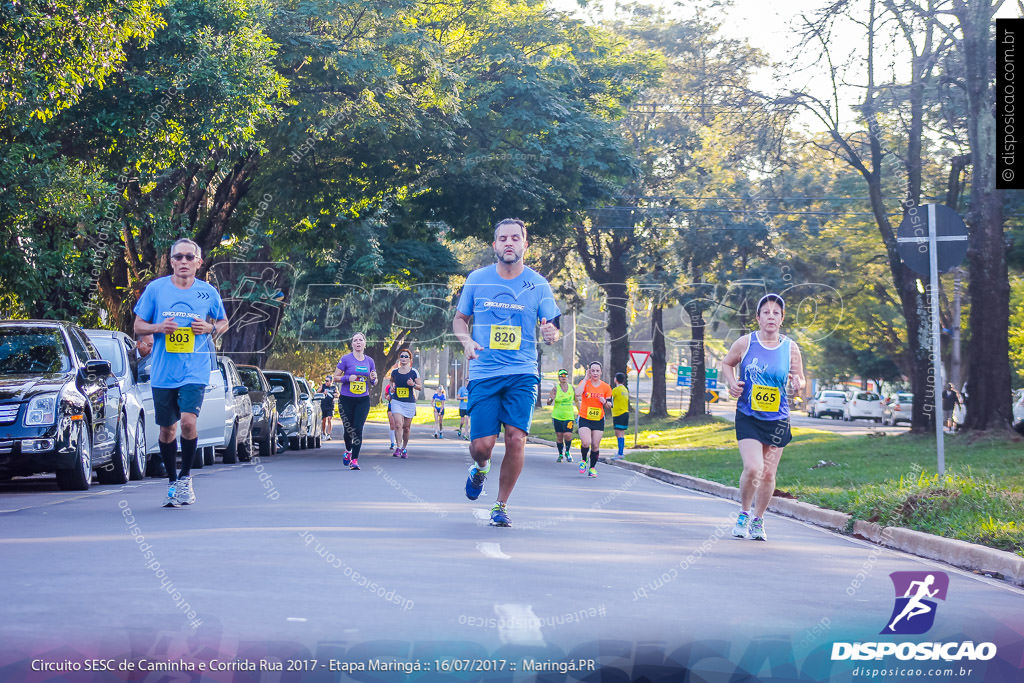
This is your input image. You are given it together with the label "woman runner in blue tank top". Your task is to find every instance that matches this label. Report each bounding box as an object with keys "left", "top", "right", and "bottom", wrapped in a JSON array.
[{"left": 721, "top": 294, "right": 805, "bottom": 542}]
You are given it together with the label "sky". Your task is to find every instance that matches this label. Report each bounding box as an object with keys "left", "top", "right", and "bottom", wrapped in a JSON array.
[{"left": 550, "top": 0, "right": 1022, "bottom": 134}]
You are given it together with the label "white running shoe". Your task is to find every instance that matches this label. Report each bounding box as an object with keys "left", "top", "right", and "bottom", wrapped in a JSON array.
[
  {"left": 175, "top": 475, "right": 196, "bottom": 505},
  {"left": 732, "top": 511, "right": 750, "bottom": 538}
]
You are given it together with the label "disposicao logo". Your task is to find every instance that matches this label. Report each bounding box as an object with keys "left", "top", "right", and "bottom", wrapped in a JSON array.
[
  {"left": 882, "top": 571, "right": 949, "bottom": 635},
  {"left": 831, "top": 571, "right": 997, "bottom": 663}
]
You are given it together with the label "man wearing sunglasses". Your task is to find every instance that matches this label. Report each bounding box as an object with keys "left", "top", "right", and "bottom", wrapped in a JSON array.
[
  {"left": 453, "top": 218, "right": 560, "bottom": 527},
  {"left": 133, "top": 238, "right": 229, "bottom": 508}
]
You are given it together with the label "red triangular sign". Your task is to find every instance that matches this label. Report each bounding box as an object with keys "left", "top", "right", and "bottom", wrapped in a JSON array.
[{"left": 630, "top": 350, "right": 651, "bottom": 373}]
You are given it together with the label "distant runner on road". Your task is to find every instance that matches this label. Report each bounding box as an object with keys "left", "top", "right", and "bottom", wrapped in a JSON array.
[
  {"left": 576, "top": 362, "right": 612, "bottom": 477},
  {"left": 453, "top": 218, "right": 560, "bottom": 527},
  {"left": 456, "top": 379, "right": 470, "bottom": 440},
  {"left": 133, "top": 238, "right": 228, "bottom": 508},
  {"left": 332, "top": 332, "right": 377, "bottom": 471},
  {"left": 389, "top": 348, "right": 420, "bottom": 459},
  {"left": 547, "top": 369, "right": 576, "bottom": 462},
  {"left": 721, "top": 293, "right": 805, "bottom": 541},
  {"left": 611, "top": 371, "right": 629, "bottom": 459},
  {"left": 432, "top": 385, "right": 447, "bottom": 439}
]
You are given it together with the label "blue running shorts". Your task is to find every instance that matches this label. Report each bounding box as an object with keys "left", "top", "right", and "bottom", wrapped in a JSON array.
[{"left": 468, "top": 374, "right": 539, "bottom": 440}]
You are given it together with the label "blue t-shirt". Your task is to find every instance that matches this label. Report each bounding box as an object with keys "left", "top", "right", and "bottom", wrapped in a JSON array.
[
  {"left": 456, "top": 264, "right": 560, "bottom": 381},
  {"left": 133, "top": 276, "right": 227, "bottom": 389},
  {"left": 457, "top": 386, "right": 469, "bottom": 410},
  {"left": 736, "top": 332, "right": 792, "bottom": 421},
  {"left": 432, "top": 391, "right": 446, "bottom": 410}
]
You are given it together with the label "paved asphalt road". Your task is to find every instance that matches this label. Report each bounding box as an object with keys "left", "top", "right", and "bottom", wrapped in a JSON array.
[{"left": 0, "top": 422, "right": 1020, "bottom": 682}]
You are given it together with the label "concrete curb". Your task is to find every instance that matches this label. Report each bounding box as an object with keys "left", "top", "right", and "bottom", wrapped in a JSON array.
[{"left": 525, "top": 436, "right": 1024, "bottom": 587}]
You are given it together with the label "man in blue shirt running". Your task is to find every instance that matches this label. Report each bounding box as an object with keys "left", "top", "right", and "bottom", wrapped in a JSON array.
[
  {"left": 453, "top": 219, "right": 560, "bottom": 526},
  {"left": 134, "top": 238, "right": 228, "bottom": 507}
]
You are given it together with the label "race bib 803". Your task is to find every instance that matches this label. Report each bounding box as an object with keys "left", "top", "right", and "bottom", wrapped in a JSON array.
[{"left": 165, "top": 327, "right": 194, "bottom": 354}]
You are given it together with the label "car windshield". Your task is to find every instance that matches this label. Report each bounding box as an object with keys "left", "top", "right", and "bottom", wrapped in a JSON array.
[
  {"left": 898, "top": 393, "right": 913, "bottom": 403},
  {"left": 0, "top": 328, "right": 72, "bottom": 374},
  {"left": 237, "top": 367, "right": 263, "bottom": 393},
  {"left": 296, "top": 379, "right": 311, "bottom": 396},
  {"left": 823, "top": 392, "right": 845, "bottom": 399},
  {"left": 858, "top": 392, "right": 880, "bottom": 401},
  {"left": 87, "top": 336, "right": 125, "bottom": 376},
  {"left": 265, "top": 374, "right": 295, "bottom": 403}
]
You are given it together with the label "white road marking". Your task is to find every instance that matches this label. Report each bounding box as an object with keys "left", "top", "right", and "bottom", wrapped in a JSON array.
[
  {"left": 473, "top": 509, "right": 491, "bottom": 521},
  {"left": 286, "top": 617, "right": 307, "bottom": 622},
  {"left": 494, "top": 604, "right": 546, "bottom": 646},
  {"left": 476, "top": 542, "right": 510, "bottom": 559}
]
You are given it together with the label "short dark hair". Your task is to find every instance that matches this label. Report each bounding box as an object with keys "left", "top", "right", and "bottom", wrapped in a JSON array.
[
  {"left": 588, "top": 360, "right": 602, "bottom": 370},
  {"left": 614, "top": 372, "right": 626, "bottom": 385},
  {"left": 493, "top": 218, "right": 527, "bottom": 242}
]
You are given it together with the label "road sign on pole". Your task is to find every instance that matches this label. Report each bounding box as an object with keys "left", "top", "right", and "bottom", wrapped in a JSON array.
[
  {"left": 629, "top": 350, "right": 649, "bottom": 448},
  {"left": 896, "top": 203, "right": 968, "bottom": 477},
  {"left": 677, "top": 366, "right": 691, "bottom": 387},
  {"left": 630, "top": 350, "right": 651, "bottom": 374},
  {"left": 706, "top": 368, "right": 718, "bottom": 389}
]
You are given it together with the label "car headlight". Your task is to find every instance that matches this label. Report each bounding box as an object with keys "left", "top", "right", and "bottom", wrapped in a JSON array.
[
  {"left": 25, "top": 393, "right": 58, "bottom": 426},
  {"left": 252, "top": 403, "right": 264, "bottom": 418},
  {"left": 281, "top": 403, "right": 297, "bottom": 418}
]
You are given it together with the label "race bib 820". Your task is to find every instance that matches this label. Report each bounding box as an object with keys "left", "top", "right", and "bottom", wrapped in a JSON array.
[{"left": 489, "top": 325, "right": 521, "bottom": 350}]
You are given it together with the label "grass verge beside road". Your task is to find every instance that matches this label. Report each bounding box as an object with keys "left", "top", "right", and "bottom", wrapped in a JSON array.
[
  {"left": 625, "top": 423, "right": 1024, "bottom": 559},
  {"left": 366, "top": 401, "right": 1024, "bottom": 558}
]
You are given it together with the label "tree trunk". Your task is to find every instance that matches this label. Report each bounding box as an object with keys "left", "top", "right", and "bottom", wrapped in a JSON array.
[
  {"left": 648, "top": 301, "right": 669, "bottom": 417},
  {"left": 604, "top": 279, "right": 630, "bottom": 379},
  {"left": 955, "top": 0, "right": 1012, "bottom": 430}
]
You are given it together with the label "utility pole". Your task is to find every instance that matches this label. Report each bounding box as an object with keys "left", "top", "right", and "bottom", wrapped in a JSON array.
[{"left": 951, "top": 268, "right": 962, "bottom": 390}]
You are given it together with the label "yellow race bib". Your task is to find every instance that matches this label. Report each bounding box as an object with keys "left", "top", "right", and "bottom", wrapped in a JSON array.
[
  {"left": 751, "top": 385, "right": 781, "bottom": 412},
  {"left": 489, "top": 325, "right": 521, "bottom": 350},
  {"left": 350, "top": 380, "right": 366, "bottom": 395},
  {"left": 586, "top": 406, "right": 603, "bottom": 420},
  {"left": 165, "top": 327, "right": 194, "bottom": 354},
  {"left": 396, "top": 387, "right": 410, "bottom": 398}
]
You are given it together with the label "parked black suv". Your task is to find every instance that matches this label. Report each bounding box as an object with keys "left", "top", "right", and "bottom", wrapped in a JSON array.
[
  {"left": 0, "top": 320, "right": 128, "bottom": 490},
  {"left": 237, "top": 364, "right": 278, "bottom": 457}
]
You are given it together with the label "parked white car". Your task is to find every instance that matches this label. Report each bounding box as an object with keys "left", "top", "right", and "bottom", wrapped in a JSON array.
[
  {"left": 809, "top": 390, "right": 847, "bottom": 419},
  {"left": 1013, "top": 389, "right": 1024, "bottom": 435},
  {"left": 136, "top": 352, "right": 227, "bottom": 467},
  {"left": 844, "top": 391, "right": 884, "bottom": 422},
  {"left": 882, "top": 392, "right": 914, "bottom": 426},
  {"left": 215, "top": 356, "right": 253, "bottom": 463},
  {"left": 84, "top": 330, "right": 149, "bottom": 480}
]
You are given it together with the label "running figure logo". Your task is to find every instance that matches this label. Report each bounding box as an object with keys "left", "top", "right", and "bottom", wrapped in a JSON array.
[{"left": 881, "top": 571, "right": 949, "bottom": 635}]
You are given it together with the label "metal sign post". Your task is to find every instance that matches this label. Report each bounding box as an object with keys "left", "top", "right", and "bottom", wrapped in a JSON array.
[
  {"left": 896, "top": 204, "right": 968, "bottom": 478},
  {"left": 629, "top": 350, "right": 651, "bottom": 448}
]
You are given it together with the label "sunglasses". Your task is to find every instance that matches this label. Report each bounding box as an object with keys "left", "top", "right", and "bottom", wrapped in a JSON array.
[
  {"left": 399, "top": 354, "right": 411, "bottom": 359},
  {"left": 171, "top": 253, "right": 198, "bottom": 262}
]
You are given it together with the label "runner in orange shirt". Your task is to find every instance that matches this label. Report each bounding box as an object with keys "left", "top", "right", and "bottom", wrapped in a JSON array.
[{"left": 575, "top": 361, "right": 613, "bottom": 477}]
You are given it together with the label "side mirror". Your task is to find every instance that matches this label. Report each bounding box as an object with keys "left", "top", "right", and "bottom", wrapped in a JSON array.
[
  {"left": 313, "top": 393, "right": 324, "bottom": 400},
  {"left": 139, "top": 370, "right": 150, "bottom": 383},
  {"left": 299, "top": 393, "right": 309, "bottom": 401},
  {"left": 82, "top": 359, "right": 112, "bottom": 378},
  {"left": 232, "top": 385, "right": 249, "bottom": 396},
  {"left": 271, "top": 385, "right": 284, "bottom": 393}
]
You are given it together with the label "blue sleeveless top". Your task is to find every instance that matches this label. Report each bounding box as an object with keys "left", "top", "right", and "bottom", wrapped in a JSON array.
[{"left": 737, "top": 332, "right": 792, "bottom": 421}]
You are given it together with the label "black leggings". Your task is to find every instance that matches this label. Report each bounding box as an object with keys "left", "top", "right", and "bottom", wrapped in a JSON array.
[{"left": 337, "top": 395, "right": 370, "bottom": 458}]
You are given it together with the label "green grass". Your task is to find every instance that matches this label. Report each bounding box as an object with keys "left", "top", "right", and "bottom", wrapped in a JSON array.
[
  {"left": 367, "top": 400, "right": 1024, "bottom": 557},
  {"left": 628, "top": 429, "right": 1024, "bottom": 558}
]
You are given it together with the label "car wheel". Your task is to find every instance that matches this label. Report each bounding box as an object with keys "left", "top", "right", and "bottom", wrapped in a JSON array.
[
  {"left": 97, "top": 416, "right": 130, "bottom": 485},
  {"left": 56, "top": 423, "right": 92, "bottom": 491},
  {"left": 128, "top": 417, "right": 146, "bottom": 480},
  {"left": 192, "top": 444, "right": 204, "bottom": 468},
  {"left": 314, "top": 435, "right": 322, "bottom": 448},
  {"left": 289, "top": 435, "right": 300, "bottom": 450},
  {"left": 300, "top": 435, "right": 308, "bottom": 450},
  {"left": 239, "top": 426, "right": 254, "bottom": 462},
  {"left": 223, "top": 421, "right": 239, "bottom": 464},
  {"left": 874, "top": 417, "right": 882, "bottom": 424},
  {"left": 203, "top": 446, "right": 215, "bottom": 466}
]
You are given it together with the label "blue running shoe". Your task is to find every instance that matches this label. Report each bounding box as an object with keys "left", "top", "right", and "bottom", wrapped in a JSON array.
[
  {"left": 489, "top": 502, "right": 511, "bottom": 527},
  {"left": 578, "top": 461, "right": 587, "bottom": 474},
  {"left": 343, "top": 451, "right": 351, "bottom": 467},
  {"left": 465, "top": 463, "right": 488, "bottom": 500}
]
